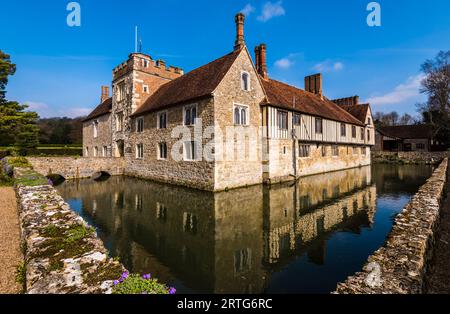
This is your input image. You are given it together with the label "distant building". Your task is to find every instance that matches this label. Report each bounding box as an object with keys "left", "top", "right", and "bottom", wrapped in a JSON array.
[{"left": 374, "top": 125, "right": 435, "bottom": 152}]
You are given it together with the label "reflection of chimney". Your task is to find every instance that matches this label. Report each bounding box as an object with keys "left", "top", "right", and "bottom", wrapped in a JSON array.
[
  {"left": 101, "top": 86, "right": 110, "bottom": 103},
  {"left": 304, "top": 74, "right": 322, "bottom": 98},
  {"left": 234, "top": 13, "right": 246, "bottom": 51},
  {"left": 255, "top": 44, "right": 268, "bottom": 80}
]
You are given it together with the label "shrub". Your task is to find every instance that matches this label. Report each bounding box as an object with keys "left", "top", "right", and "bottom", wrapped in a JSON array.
[
  {"left": 7, "top": 157, "right": 31, "bottom": 169},
  {"left": 112, "top": 272, "right": 176, "bottom": 295}
]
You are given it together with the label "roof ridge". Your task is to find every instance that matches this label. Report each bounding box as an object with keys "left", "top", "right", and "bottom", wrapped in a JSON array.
[{"left": 264, "top": 78, "right": 365, "bottom": 125}]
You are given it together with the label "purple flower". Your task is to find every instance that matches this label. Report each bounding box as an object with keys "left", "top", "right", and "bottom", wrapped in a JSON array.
[
  {"left": 113, "top": 280, "right": 120, "bottom": 285},
  {"left": 121, "top": 272, "right": 129, "bottom": 280},
  {"left": 169, "top": 287, "right": 176, "bottom": 295},
  {"left": 142, "top": 274, "right": 151, "bottom": 280}
]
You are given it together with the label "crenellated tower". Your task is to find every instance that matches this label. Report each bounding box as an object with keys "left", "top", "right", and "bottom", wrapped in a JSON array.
[{"left": 111, "top": 53, "right": 183, "bottom": 157}]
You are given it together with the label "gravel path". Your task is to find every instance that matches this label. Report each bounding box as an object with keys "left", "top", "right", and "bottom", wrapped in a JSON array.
[
  {"left": 426, "top": 160, "right": 450, "bottom": 294},
  {"left": 0, "top": 187, "right": 22, "bottom": 294}
]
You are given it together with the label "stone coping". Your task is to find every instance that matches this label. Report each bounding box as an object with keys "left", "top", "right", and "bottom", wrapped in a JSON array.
[
  {"left": 334, "top": 158, "right": 448, "bottom": 294},
  {"left": 15, "top": 167, "right": 127, "bottom": 294}
]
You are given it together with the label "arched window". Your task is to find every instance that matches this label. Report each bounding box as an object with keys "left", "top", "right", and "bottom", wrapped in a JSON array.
[
  {"left": 241, "top": 108, "right": 247, "bottom": 125},
  {"left": 241, "top": 72, "right": 250, "bottom": 91},
  {"left": 234, "top": 107, "right": 240, "bottom": 125},
  {"left": 234, "top": 105, "right": 249, "bottom": 126}
]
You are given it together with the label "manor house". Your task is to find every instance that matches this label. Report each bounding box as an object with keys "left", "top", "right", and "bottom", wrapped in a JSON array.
[{"left": 82, "top": 13, "right": 375, "bottom": 191}]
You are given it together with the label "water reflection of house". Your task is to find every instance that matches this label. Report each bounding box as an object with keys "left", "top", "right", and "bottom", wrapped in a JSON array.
[
  {"left": 263, "top": 166, "right": 376, "bottom": 265},
  {"left": 58, "top": 166, "right": 376, "bottom": 294}
]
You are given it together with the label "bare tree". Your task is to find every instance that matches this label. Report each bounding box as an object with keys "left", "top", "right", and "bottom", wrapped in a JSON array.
[{"left": 418, "top": 51, "right": 450, "bottom": 148}]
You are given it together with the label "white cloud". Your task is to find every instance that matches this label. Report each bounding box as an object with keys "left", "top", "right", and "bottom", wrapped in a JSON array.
[
  {"left": 364, "top": 74, "right": 426, "bottom": 106},
  {"left": 313, "top": 60, "right": 345, "bottom": 73},
  {"left": 333, "top": 62, "right": 344, "bottom": 71},
  {"left": 257, "top": 1, "right": 285, "bottom": 22},
  {"left": 25, "top": 101, "right": 92, "bottom": 118},
  {"left": 241, "top": 4, "right": 255, "bottom": 16},
  {"left": 275, "top": 58, "right": 294, "bottom": 69}
]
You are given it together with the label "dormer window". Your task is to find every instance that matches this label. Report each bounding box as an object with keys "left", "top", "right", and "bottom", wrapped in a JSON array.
[{"left": 241, "top": 71, "right": 250, "bottom": 91}]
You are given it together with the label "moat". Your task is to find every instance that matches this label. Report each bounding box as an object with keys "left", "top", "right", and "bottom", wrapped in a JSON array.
[{"left": 56, "top": 164, "right": 432, "bottom": 294}]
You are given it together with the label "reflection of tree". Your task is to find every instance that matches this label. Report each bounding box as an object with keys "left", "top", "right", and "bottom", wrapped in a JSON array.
[{"left": 372, "top": 164, "right": 433, "bottom": 195}]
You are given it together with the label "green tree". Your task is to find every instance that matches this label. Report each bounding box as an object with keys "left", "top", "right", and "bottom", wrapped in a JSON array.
[{"left": 0, "top": 51, "right": 39, "bottom": 152}]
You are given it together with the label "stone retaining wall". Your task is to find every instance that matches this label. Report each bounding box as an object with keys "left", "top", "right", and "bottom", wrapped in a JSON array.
[
  {"left": 335, "top": 158, "right": 448, "bottom": 294},
  {"left": 15, "top": 167, "right": 126, "bottom": 294},
  {"left": 372, "top": 151, "right": 450, "bottom": 165},
  {"left": 27, "top": 157, "right": 125, "bottom": 180}
]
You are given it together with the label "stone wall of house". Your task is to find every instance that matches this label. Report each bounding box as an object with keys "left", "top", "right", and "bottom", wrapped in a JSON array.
[
  {"left": 213, "top": 49, "right": 266, "bottom": 191},
  {"left": 372, "top": 151, "right": 450, "bottom": 165},
  {"left": 334, "top": 158, "right": 448, "bottom": 294},
  {"left": 299, "top": 144, "right": 372, "bottom": 178},
  {"left": 82, "top": 113, "right": 112, "bottom": 157},
  {"left": 14, "top": 168, "right": 126, "bottom": 294},
  {"left": 27, "top": 157, "right": 125, "bottom": 179},
  {"left": 126, "top": 97, "right": 216, "bottom": 191}
]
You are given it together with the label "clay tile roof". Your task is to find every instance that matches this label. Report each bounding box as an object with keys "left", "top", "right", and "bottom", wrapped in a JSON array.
[
  {"left": 132, "top": 49, "right": 242, "bottom": 117},
  {"left": 261, "top": 79, "right": 364, "bottom": 126},
  {"left": 338, "top": 104, "right": 370, "bottom": 124},
  {"left": 378, "top": 125, "right": 433, "bottom": 139},
  {"left": 82, "top": 97, "right": 112, "bottom": 122}
]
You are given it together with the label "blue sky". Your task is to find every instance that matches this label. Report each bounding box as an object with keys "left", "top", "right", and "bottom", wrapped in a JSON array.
[{"left": 1, "top": 0, "right": 449, "bottom": 118}]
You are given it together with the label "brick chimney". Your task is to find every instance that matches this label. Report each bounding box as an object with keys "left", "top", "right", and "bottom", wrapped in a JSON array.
[
  {"left": 332, "top": 96, "right": 360, "bottom": 106},
  {"left": 234, "top": 13, "right": 246, "bottom": 51},
  {"left": 101, "top": 86, "right": 110, "bottom": 103},
  {"left": 255, "top": 44, "right": 268, "bottom": 80},
  {"left": 305, "top": 74, "right": 322, "bottom": 98}
]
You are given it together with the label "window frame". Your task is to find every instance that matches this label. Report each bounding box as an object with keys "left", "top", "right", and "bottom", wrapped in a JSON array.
[
  {"left": 143, "top": 85, "right": 149, "bottom": 94},
  {"left": 293, "top": 113, "right": 301, "bottom": 126},
  {"left": 136, "top": 117, "right": 144, "bottom": 133},
  {"left": 277, "top": 110, "right": 288, "bottom": 130},
  {"left": 158, "top": 142, "right": 168, "bottom": 160},
  {"left": 340, "top": 123, "right": 346, "bottom": 137},
  {"left": 352, "top": 125, "right": 357, "bottom": 138},
  {"left": 136, "top": 143, "right": 144, "bottom": 159},
  {"left": 94, "top": 146, "right": 99, "bottom": 157},
  {"left": 157, "top": 111, "right": 168, "bottom": 129},
  {"left": 93, "top": 120, "right": 99, "bottom": 138},
  {"left": 183, "top": 104, "right": 198, "bottom": 126},
  {"left": 298, "top": 144, "right": 311, "bottom": 158},
  {"left": 315, "top": 118, "right": 323, "bottom": 134},
  {"left": 241, "top": 71, "right": 251, "bottom": 91},
  {"left": 332, "top": 145, "right": 339, "bottom": 157},
  {"left": 233, "top": 104, "right": 250, "bottom": 126},
  {"left": 117, "top": 82, "right": 126, "bottom": 102},
  {"left": 183, "top": 140, "right": 199, "bottom": 161},
  {"left": 116, "top": 112, "right": 124, "bottom": 132},
  {"left": 102, "top": 146, "right": 108, "bottom": 157}
]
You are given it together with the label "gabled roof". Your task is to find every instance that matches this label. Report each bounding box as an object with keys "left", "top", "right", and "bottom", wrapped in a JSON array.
[
  {"left": 338, "top": 104, "right": 370, "bottom": 124},
  {"left": 83, "top": 97, "right": 112, "bottom": 122},
  {"left": 378, "top": 125, "right": 433, "bottom": 139},
  {"left": 132, "top": 49, "right": 242, "bottom": 117},
  {"left": 260, "top": 78, "right": 364, "bottom": 126}
]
